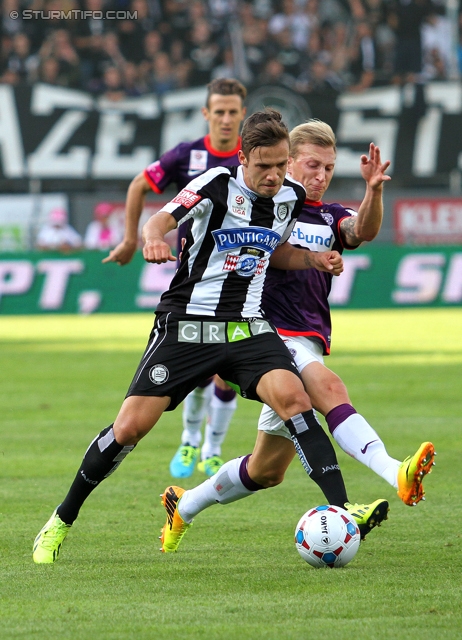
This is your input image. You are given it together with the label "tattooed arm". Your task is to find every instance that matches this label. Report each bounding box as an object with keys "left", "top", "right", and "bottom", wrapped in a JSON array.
[{"left": 340, "top": 143, "right": 391, "bottom": 247}]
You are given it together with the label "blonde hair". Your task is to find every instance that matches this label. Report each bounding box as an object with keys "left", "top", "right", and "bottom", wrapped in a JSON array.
[{"left": 290, "top": 119, "right": 336, "bottom": 158}]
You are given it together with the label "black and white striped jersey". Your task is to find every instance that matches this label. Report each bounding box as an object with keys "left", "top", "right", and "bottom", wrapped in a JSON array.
[{"left": 155, "top": 165, "right": 305, "bottom": 319}]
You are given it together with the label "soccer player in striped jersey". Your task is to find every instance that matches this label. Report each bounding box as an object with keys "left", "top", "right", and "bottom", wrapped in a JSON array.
[
  {"left": 33, "top": 109, "right": 385, "bottom": 563},
  {"left": 104, "top": 78, "right": 248, "bottom": 480},
  {"left": 257, "top": 119, "right": 435, "bottom": 507}
]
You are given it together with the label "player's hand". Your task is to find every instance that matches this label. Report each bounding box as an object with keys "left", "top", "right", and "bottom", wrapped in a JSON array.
[
  {"left": 102, "top": 239, "right": 138, "bottom": 265},
  {"left": 311, "top": 250, "right": 343, "bottom": 275},
  {"left": 142, "top": 239, "right": 176, "bottom": 264},
  {"left": 360, "top": 143, "right": 391, "bottom": 189}
]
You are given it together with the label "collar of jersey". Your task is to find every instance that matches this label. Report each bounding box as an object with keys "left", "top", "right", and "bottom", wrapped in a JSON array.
[
  {"left": 204, "top": 134, "right": 241, "bottom": 157},
  {"left": 236, "top": 166, "right": 258, "bottom": 200},
  {"left": 304, "top": 198, "right": 323, "bottom": 207}
]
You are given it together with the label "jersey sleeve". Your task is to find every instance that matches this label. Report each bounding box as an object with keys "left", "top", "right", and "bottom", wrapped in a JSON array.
[
  {"left": 143, "top": 144, "right": 185, "bottom": 193},
  {"left": 328, "top": 203, "right": 358, "bottom": 250},
  {"left": 161, "top": 167, "right": 229, "bottom": 226}
]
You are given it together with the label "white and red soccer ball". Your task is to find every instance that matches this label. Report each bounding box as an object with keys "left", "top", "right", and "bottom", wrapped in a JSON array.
[{"left": 295, "top": 505, "right": 361, "bottom": 568}]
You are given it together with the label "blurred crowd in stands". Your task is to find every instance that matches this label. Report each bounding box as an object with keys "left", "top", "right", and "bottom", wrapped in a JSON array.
[{"left": 0, "top": 0, "right": 459, "bottom": 99}]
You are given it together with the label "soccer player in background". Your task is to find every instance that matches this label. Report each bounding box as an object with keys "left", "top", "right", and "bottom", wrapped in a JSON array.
[
  {"left": 104, "top": 78, "right": 247, "bottom": 479},
  {"left": 158, "top": 122, "right": 434, "bottom": 555},
  {"left": 33, "top": 109, "right": 388, "bottom": 563}
]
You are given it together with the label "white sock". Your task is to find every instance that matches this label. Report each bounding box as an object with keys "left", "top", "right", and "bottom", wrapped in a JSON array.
[
  {"left": 181, "top": 383, "right": 213, "bottom": 447},
  {"left": 178, "top": 456, "right": 256, "bottom": 522},
  {"left": 332, "top": 414, "right": 401, "bottom": 489},
  {"left": 201, "top": 395, "right": 237, "bottom": 460}
]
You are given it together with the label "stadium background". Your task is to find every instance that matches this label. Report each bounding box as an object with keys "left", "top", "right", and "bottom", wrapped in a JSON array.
[
  {"left": 1, "top": 0, "right": 461, "bottom": 313},
  {"left": 2, "top": 5, "right": 461, "bottom": 637}
]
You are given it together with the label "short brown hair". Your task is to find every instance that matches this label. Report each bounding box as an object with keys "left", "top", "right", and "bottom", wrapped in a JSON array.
[
  {"left": 206, "top": 78, "right": 247, "bottom": 108},
  {"left": 241, "top": 108, "right": 289, "bottom": 157},
  {"left": 290, "top": 119, "right": 337, "bottom": 158}
]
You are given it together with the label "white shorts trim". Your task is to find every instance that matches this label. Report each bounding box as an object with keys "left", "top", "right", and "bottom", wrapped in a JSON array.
[{"left": 258, "top": 335, "right": 324, "bottom": 440}]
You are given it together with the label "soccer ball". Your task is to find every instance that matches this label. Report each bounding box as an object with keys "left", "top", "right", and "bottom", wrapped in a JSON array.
[{"left": 294, "top": 505, "right": 361, "bottom": 568}]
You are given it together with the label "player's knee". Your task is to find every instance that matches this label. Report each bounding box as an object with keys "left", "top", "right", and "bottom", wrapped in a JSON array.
[
  {"left": 274, "top": 389, "right": 311, "bottom": 422},
  {"left": 113, "top": 417, "right": 151, "bottom": 445}
]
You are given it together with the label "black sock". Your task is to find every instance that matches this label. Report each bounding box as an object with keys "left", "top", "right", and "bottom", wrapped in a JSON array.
[
  {"left": 285, "top": 410, "right": 349, "bottom": 507},
  {"left": 57, "top": 425, "right": 135, "bottom": 525}
]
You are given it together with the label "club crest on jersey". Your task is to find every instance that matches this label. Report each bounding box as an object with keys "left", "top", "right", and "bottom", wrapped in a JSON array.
[
  {"left": 172, "top": 189, "right": 202, "bottom": 209},
  {"left": 223, "top": 252, "right": 267, "bottom": 277},
  {"left": 149, "top": 364, "right": 169, "bottom": 385},
  {"left": 276, "top": 203, "right": 289, "bottom": 221},
  {"left": 212, "top": 227, "right": 281, "bottom": 253},
  {"left": 320, "top": 212, "right": 334, "bottom": 225},
  {"left": 189, "top": 149, "right": 208, "bottom": 171},
  {"left": 232, "top": 194, "right": 248, "bottom": 217}
]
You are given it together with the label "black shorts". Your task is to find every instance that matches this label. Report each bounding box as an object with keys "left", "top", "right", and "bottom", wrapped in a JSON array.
[{"left": 126, "top": 312, "right": 301, "bottom": 411}]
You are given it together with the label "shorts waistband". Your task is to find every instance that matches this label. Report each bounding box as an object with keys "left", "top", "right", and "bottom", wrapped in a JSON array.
[{"left": 177, "top": 319, "right": 274, "bottom": 344}]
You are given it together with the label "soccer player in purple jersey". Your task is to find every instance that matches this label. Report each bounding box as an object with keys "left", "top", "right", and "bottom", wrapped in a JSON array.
[
  {"left": 258, "top": 119, "right": 435, "bottom": 507},
  {"left": 103, "top": 78, "right": 248, "bottom": 480}
]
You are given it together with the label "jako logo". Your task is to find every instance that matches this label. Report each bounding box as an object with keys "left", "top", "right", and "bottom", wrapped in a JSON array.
[
  {"left": 80, "top": 470, "right": 98, "bottom": 485},
  {"left": 320, "top": 514, "right": 329, "bottom": 534}
]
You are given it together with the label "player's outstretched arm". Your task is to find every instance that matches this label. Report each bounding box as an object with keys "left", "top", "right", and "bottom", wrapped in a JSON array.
[
  {"left": 142, "top": 210, "right": 177, "bottom": 264},
  {"left": 270, "top": 243, "right": 343, "bottom": 275},
  {"left": 102, "top": 172, "right": 152, "bottom": 265},
  {"left": 340, "top": 142, "right": 391, "bottom": 247}
]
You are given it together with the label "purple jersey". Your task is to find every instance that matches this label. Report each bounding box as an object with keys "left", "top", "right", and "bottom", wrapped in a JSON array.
[
  {"left": 144, "top": 134, "right": 242, "bottom": 256},
  {"left": 144, "top": 134, "right": 241, "bottom": 194},
  {"left": 261, "top": 200, "right": 357, "bottom": 354}
]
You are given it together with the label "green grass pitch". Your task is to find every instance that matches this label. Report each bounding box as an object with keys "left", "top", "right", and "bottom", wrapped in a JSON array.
[{"left": 1, "top": 309, "right": 461, "bottom": 639}]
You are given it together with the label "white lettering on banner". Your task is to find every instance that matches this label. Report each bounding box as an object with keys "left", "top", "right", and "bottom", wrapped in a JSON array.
[
  {"left": 30, "top": 84, "right": 93, "bottom": 114},
  {"left": 27, "top": 85, "right": 158, "bottom": 179},
  {"left": 413, "top": 107, "right": 442, "bottom": 177},
  {"left": 160, "top": 87, "right": 208, "bottom": 154},
  {"left": 36, "top": 260, "right": 84, "bottom": 309},
  {"left": 395, "top": 199, "right": 462, "bottom": 244},
  {"left": 329, "top": 255, "right": 371, "bottom": 305},
  {"left": 27, "top": 84, "right": 92, "bottom": 178},
  {"left": 0, "top": 86, "right": 25, "bottom": 177},
  {"left": 0, "top": 261, "right": 34, "bottom": 301},
  {"left": 28, "top": 111, "right": 90, "bottom": 178},
  {"left": 413, "top": 82, "right": 462, "bottom": 177},
  {"left": 92, "top": 112, "right": 153, "bottom": 178},
  {"left": 3, "top": 82, "right": 462, "bottom": 181},
  {"left": 442, "top": 254, "right": 462, "bottom": 302},
  {"left": 135, "top": 261, "right": 176, "bottom": 308},
  {"left": 336, "top": 87, "right": 400, "bottom": 177},
  {"left": 392, "top": 254, "right": 445, "bottom": 304}
]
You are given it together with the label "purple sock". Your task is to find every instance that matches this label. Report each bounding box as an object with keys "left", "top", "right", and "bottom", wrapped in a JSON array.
[
  {"left": 214, "top": 385, "right": 236, "bottom": 402},
  {"left": 239, "top": 455, "right": 264, "bottom": 491},
  {"left": 325, "top": 404, "right": 357, "bottom": 435}
]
